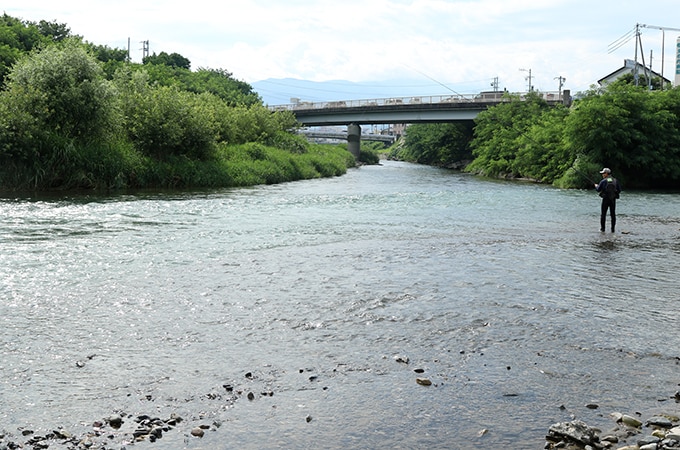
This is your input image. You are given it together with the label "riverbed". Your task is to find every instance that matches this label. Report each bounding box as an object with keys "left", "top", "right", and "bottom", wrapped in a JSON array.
[{"left": 1, "top": 160, "right": 679, "bottom": 448}]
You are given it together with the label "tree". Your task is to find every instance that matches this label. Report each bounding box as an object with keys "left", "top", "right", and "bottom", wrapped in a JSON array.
[
  {"left": 0, "top": 14, "right": 52, "bottom": 85},
  {"left": 466, "top": 92, "right": 551, "bottom": 177},
  {"left": 35, "top": 19, "right": 72, "bottom": 42},
  {"left": 565, "top": 83, "right": 680, "bottom": 187},
  {"left": 143, "top": 51, "right": 191, "bottom": 69},
  {"left": 0, "top": 39, "right": 120, "bottom": 188},
  {"left": 399, "top": 122, "right": 473, "bottom": 166}
]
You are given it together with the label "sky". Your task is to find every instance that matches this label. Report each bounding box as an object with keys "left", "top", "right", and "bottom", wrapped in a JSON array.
[{"left": 4, "top": 0, "right": 680, "bottom": 104}]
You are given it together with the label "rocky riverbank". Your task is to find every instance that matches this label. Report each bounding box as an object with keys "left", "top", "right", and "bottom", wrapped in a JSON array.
[
  {"left": 2, "top": 367, "right": 679, "bottom": 449},
  {"left": 545, "top": 390, "right": 680, "bottom": 449}
]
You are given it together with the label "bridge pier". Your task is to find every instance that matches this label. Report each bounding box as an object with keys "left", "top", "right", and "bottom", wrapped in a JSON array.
[{"left": 347, "top": 123, "right": 361, "bottom": 159}]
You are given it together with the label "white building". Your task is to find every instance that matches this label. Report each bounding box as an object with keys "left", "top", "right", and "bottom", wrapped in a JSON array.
[
  {"left": 676, "top": 36, "right": 680, "bottom": 87},
  {"left": 598, "top": 59, "right": 671, "bottom": 88}
]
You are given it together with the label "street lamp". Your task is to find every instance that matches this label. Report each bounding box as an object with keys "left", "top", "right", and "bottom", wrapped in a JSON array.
[{"left": 519, "top": 68, "right": 533, "bottom": 92}]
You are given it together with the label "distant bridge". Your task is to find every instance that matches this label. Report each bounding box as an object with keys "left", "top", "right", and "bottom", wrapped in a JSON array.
[
  {"left": 270, "top": 90, "right": 570, "bottom": 157},
  {"left": 298, "top": 130, "right": 397, "bottom": 144}
]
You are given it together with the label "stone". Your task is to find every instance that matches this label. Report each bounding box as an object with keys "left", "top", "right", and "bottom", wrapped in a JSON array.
[
  {"left": 416, "top": 377, "right": 432, "bottom": 386},
  {"left": 108, "top": 414, "right": 123, "bottom": 429},
  {"left": 190, "top": 427, "right": 204, "bottom": 438},
  {"left": 666, "top": 426, "right": 680, "bottom": 440},
  {"left": 646, "top": 416, "right": 673, "bottom": 428},
  {"left": 621, "top": 414, "right": 642, "bottom": 428},
  {"left": 546, "top": 420, "right": 598, "bottom": 446},
  {"left": 637, "top": 436, "right": 660, "bottom": 446}
]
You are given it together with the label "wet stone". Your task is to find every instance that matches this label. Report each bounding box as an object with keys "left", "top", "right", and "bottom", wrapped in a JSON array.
[
  {"left": 546, "top": 420, "right": 599, "bottom": 447},
  {"left": 647, "top": 416, "right": 673, "bottom": 428}
]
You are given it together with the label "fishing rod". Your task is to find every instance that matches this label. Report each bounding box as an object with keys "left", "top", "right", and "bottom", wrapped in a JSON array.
[{"left": 569, "top": 160, "right": 598, "bottom": 186}]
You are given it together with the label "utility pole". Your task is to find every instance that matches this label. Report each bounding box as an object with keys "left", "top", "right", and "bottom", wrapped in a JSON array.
[
  {"left": 490, "top": 76, "right": 499, "bottom": 92},
  {"left": 519, "top": 68, "right": 532, "bottom": 91},
  {"left": 638, "top": 23, "right": 680, "bottom": 89},
  {"left": 140, "top": 40, "right": 149, "bottom": 61},
  {"left": 554, "top": 76, "right": 566, "bottom": 99}
]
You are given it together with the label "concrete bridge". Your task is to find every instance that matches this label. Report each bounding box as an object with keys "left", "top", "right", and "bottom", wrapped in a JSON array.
[
  {"left": 271, "top": 90, "right": 570, "bottom": 157},
  {"left": 298, "top": 130, "right": 397, "bottom": 145}
]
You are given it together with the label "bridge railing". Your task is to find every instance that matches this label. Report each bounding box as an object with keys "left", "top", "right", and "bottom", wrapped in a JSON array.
[{"left": 269, "top": 91, "right": 563, "bottom": 112}]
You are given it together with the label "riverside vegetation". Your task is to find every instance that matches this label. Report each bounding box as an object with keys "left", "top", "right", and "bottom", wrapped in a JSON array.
[
  {"left": 392, "top": 79, "right": 680, "bottom": 190},
  {"left": 5, "top": 14, "right": 679, "bottom": 193},
  {"left": 0, "top": 14, "right": 361, "bottom": 192}
]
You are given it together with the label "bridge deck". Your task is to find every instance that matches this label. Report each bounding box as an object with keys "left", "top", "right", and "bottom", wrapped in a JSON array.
[{"left": 270, "top": 91, "right": 567, "bottom": 126}]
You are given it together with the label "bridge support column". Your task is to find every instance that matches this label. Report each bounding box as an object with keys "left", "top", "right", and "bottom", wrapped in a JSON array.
[{"left": 347, "top": 123, "right": 361, "bottom": 160}]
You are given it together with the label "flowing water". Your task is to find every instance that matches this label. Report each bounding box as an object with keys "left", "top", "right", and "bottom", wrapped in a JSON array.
[{"left": 1, "top": 160, "right": 679, "bottom": 448}]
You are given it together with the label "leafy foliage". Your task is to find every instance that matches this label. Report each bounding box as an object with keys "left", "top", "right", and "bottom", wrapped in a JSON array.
[
  {"left": 463, "top": 85, "right": 680, "bottom": 188},
  {"left": 565, "top": 83, "right": 680, "bottom": 187},
  {"left": 143, "top": 51, "right": 191, "bottom": 69},
  {"left": 395, "top": 122, "right": 473, "bottom": 165},
  {"left": 0, "top": 14, "right": 71, "bottom": 85},
  {"left": 0, "top": 15, "right": 354, "bottom": 192}
]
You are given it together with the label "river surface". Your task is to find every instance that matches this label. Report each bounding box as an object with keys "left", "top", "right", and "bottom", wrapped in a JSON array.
[{"left": 1, "top": 160, "right": 679, "bottom": 449}]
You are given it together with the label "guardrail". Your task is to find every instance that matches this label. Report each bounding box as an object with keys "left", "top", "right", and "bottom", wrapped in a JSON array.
[{"left": 269, "top": 91, "right": 564, "bottom": 112}]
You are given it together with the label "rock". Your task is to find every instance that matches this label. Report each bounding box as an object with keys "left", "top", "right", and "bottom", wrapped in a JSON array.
[
  {"left": 639, "top": 444, "right": 657, "bottom": 450},
  {"left": 667, "top": 426, "right": 680, "bottom": 440},
  {"left": 416, "top": 378, "right": 432, "bottom": 386},
  {"left": 108, "top": 414, "right": 123, "bottom": 429},
  {"left": 637, "top": 436, "right": 660, "bottom": 446},
  {"left": 621, "top": 414, "right": 642, "bottom": 428},
  {"left": 190, "top": 427, "right": 204, "bottom": 438},
  {"left": 546, "top": 420, "right": 599, "bottom": 447},
  {"left": 52, "top": 429, "right": 73, "bottom": 439},
  {"left": 306, "top": 415, "right": 312, "bottom": 423},
  {"left": 395, "top": 355, "right": 409, "bottom": 364},
  {"left": 601, "top": 434, "right": 618, "bottom": 443},
  {"left": 167, "top": 413, "right": 183, "bottom": 426},
  {"left": 149, "top": 426, "right": 163, "bottom": 439},
  {"left": 652, "top": 429, "right": 666, "bottom": 438},
  {"left": 646, "top": 416, "right": 673, "bottom": 428}
]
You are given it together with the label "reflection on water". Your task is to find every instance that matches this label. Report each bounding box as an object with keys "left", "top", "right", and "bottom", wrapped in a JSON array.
[{"left": 1, "top": 161, "right": 679, "bottom": 448}]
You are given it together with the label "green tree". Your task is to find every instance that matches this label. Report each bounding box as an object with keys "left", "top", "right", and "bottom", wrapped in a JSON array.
[
  {"left": 397, "top": 122, "right": 473, "bottom": 165},
  {"left": 0, "top": 40, "right": 120, "bottom": 188},
  {"left": 512, "top": 105, "right": 571, "bottom": 182},
  {"left": 35, "top": 19, "right": 72, "bottom": 42},
  {"left": 565, "top": 83, "right": 680, "bottom": 187},
  {"left": 466, "top": 92, "right": 551, "bottom": 177},
  {"left": 144, "top": 51, "right": 191, "bottom": 69},
  {"left": 7, "top": 39, "right": 118, "bottom": 140},
  {"left": 0, "top": 14, "right": 51, "bottom": 85}
]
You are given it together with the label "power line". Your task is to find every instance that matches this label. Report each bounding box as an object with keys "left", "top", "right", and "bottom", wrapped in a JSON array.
[{"left": 608, "top": 27, "right": 636, "bottom": 54}]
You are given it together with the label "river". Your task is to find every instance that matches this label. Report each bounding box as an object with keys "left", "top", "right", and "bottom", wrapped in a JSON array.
[{"left": 1, "top": 160, "right": 679, "bottom": 448}]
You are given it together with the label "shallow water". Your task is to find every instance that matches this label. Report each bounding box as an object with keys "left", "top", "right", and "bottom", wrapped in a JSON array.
[{"left": 1, "top": 160, "right": 679, "bottom": 448}]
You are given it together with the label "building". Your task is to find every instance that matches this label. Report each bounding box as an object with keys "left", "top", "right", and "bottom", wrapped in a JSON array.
[
  {"left": 598, "top": 59, "right": 671, "bottom": 88},
  {"left": 676, "top": 36, "right": 680, "bottom": 87}
]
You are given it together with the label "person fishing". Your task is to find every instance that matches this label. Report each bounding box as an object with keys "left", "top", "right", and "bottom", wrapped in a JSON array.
[{"left": 594, "top": 168, "right": 622, "bottom": 233}]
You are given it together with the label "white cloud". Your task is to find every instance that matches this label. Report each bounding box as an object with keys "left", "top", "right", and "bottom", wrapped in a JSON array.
[{"left": 4, "top": 0, "right": 680, "bottom": 96}]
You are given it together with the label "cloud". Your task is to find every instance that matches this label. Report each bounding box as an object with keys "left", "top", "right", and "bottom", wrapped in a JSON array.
[{"left": 5, "top": 0, "right": 680, "bottom": 95}]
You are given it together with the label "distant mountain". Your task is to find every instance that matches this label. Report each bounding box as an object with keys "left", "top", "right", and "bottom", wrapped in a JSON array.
[{"left": 251, "top": 77, "right": 485, "bottom": 106}]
